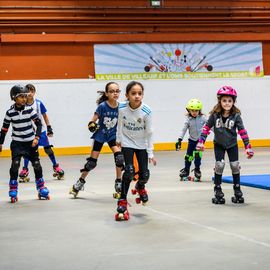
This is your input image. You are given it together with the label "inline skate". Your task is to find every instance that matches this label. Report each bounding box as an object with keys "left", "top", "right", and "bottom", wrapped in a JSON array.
[
  {"left": 69, "top": 178, "right": 85, "bottom": 198},
  {"left": 19, "top": 167, "right": 30, "bottom": 183},
  {"left": 113, "top": 179, "right": 121, "bottom": 199},
  {"left": 179, "top": 168, "right": 190, "bottom": 181},
  {"left": 115, "top": 199, "right": 129, "bottom": 221},
  {"left": 212, "top": 185, "right": 225, "bottom": 204},
  {"left": 35, "top": 178, "right": 50, "bottom": 200},
  {"left": 131, "top": 183, "right": 148, "bottom": 205},
  {"left": 53, "top": 163, "right": 65, "bottom": 180},
  {"left": 9, "top": 180, "right": 18, "bottom": 203},
  {"left": 231, "top": 184, "right": 244, "bottom": 203}
]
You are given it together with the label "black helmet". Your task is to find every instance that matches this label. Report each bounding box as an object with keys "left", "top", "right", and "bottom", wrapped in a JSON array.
[{"left": 10, "top": 85, "right": 28, "bottom": 101}]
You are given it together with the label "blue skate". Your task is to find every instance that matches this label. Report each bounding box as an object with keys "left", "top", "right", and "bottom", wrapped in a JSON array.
[
  {"left": 9, "top": 180, "right": 18, "bottom": 203},
  {"left": 35, "top": 178, "right": 50, "bottom": 200}
]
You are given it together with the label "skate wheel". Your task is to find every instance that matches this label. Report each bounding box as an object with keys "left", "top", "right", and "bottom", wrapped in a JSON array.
[
  {"left": 188, "top": 176, "right": 194, "bottom": 181},
  {"left": 113, "top": 193, "right": 121, "bottom": 199},
  {"left": 10, "top": 197, "right": 18, "bottom": 203},
  {"left": 131, "top": 189, "right": 137, "bottom": 195},
  {"left": 135, "top": 197, "right": 141, "bottom": 204},
  {"left": 53, "top": 173, "right": 57, "bottom": 177}
]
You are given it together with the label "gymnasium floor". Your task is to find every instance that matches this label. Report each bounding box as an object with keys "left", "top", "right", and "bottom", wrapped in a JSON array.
[{"left": 0, "top": 148, "right": 270, "bottom": 270}]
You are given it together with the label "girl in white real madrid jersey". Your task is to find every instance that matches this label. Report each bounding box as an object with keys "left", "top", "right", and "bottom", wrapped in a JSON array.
[{"left": 115, "top": 81, "right": 156, "bottom": 221}]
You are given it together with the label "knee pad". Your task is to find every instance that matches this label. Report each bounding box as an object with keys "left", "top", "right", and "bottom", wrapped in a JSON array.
[
  {"left": 80, "top": 157, "right": 97, "bottom": 172},
  {"left": 44, "top": 145, "right": 54, "bottom": 156},
  {"left": 193, "top": 151, "right": 202, "bottom": 159},
  {"left": 185, "top": 154, "right": 193, "bottom": 162},
  {"left": 32, "top": 160, "right": 42, "bottom": 170},
  {"left": 11, "top": 157, "right": 21, "bottom": 173},
  {"left": 122, "top": 164, "right": 135, "bottom": 183},
  {"left": 114, "top": 152, "right": 124, "bottom": 168},
  {"left": 215, "top": 161, "right": 225, "bottom": 175},
  {"left": 138, "top": 169, "right": 150, "bottom": 185},
  {"left": 230, "top": 161, "right": 240, "bottom": 174}
]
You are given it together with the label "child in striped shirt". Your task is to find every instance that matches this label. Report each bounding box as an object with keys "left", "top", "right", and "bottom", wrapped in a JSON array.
[{"left": 0, "top": 85, "right": 50, "bottom": 202}]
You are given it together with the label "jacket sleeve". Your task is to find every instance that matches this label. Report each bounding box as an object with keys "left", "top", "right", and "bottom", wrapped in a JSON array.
[
  {"left": 199, "top": 114, "right": 215, "bottom": 142},
  {"left": 236, "top": 114, "right": 250, "bottom": 148},
  {"left": 178, "top": 116, "right": 189, "bottom": 140},
  {"left": 116, "top": 109, "right": 123, "bottom": 144},
  {"left": 145, "top": 112, "right": 154, "bottom": 159}
]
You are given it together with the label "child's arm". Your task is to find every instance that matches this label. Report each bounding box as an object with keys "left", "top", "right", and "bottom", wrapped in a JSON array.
[
  {"left": 42, "top": 113, "right": 53, "bottom": 137},
  {"left": 176, "top": 117, "right": 189, "bottom": 150},
  {"left": 116, "top": 110, "right": 123, "bottom": 147},
  {"left": 0, "top": 112, "right": 11, "bottom": 151},
  {"left": 236, "top": 114, "right": 254, "bottom": 158},
  {"left": 145, "top": 113, "right": 156, "bottom": 165},
  {"left": 88, "top": 113, "right": 99, "bottom": 132},
  {"left": 196, "top": 114, "right": 214, "bottom": 150}
]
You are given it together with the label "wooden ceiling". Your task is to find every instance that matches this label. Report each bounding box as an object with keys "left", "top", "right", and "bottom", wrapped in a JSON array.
[{"left": 1, "top": 0, "right": 270, "bottom": 34}]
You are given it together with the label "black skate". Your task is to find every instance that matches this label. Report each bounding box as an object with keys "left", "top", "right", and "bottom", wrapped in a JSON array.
[
  {"left": 131, "top": 183, "right": 148, "bottom": 205},
  {"left": 179, "top": 168, "right": 190, "bottom": 181},
  {"left": 69, "top": 178, "right": 85, "bottom": 198},
  {"left": 113, "top": 179, "right": 122, "bottom": 199},
  {"left": 189, "top": 168, "right": 202, "bottom": 182},
  {"left": 231, "top": 184, "right": 244, "bottom": 203},
  {"left": 212, "top": 185, "right": 225, "bottom": 204}
]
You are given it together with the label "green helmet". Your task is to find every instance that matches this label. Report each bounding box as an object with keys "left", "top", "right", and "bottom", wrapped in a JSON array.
[{"left": 186, "top": 99, "right": 203, "bottom": 111}]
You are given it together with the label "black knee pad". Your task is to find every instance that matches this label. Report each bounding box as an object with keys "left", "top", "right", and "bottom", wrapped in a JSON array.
[
  {"left": 44, "top": 145, "right": 54, "bottom": 156},
  {"left": 80, "top": 157, "right": 97, "bottom": 172},
  {"left": 114, "top": 151, "right": 124, "bottom": 168},
  {"left": 122, "top": 164, "right": 135, "bottom": 183},
  {"left": 139, "top": 169, "right": 150, "bottom": 185},
  {"left": 10, "top": 157, "right": 21, "bottom": 173},
  {"left": 32, "top": 160, "right": 42, "bottom": 170}
]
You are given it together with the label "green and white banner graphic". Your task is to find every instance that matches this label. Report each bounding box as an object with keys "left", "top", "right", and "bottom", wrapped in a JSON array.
[{"left": 94, "top": 42, "right": 263, "bottom": 80}]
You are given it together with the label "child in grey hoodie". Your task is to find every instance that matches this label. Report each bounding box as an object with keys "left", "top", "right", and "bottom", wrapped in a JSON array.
[{"left": 176, "top": 99, "right": 206, "bottom": 181}]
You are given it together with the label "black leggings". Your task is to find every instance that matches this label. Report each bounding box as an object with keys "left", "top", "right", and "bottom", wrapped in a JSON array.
[
  {"left": 121, "top": 147, "right": 148, "bottom": 199},
  {"left": 214, "top": 144, "right": 239, "bottom": 186}
]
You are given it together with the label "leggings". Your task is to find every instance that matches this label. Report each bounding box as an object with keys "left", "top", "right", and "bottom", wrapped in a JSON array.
[{"left": 214, "top": 144, "right": 239, "bottom": 186}]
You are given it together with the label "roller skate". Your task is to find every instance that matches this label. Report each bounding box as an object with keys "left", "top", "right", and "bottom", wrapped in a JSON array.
[
  {"left": 19, "top": 167, "right": 30, "bottom": 183},
  {"left": 212, "top": 185, "right": 225, "bottom": 204},
  {"left": 35, "top": 178, "right": 50, "bottom": 200},
  {"left": 179, "top": 168, "right": 190, "bottom": 181},
  {"left": 115, "top": 199, "right": 129, "bottom": 221},
  {"left": 131, "top": 183, "right": 148, "bottom": 205},
  {"left": 231, "top": 184, "right": 244, "bottom": 203},
  {"left": 113, "top": 179, "right": 121, "bottom": 199},
  {"left": 189, "top": 168, "right": 201, "bottom": 182},
  {"left": 69, "top": 178, "right": 85, "bottom": 198},
  {"left": 53, "top": 163, "right": 64, "bottom": 180},
  {"left": 9, "top": 180, "right": 18, "bottom": 203}
]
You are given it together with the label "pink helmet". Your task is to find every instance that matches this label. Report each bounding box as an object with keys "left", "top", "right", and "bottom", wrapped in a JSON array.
[{"left": 217, "top": 86, "right": 237, "bottom": 99}]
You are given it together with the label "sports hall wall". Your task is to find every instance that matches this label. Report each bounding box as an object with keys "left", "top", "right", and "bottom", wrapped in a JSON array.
[{"left": 1, "top": 0, "right": 270, "bottom": 155}]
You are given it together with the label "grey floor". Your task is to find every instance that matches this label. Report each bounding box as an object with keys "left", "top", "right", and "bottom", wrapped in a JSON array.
[{"left": 0, "top": 148, "right": 270, "bottom": 270}]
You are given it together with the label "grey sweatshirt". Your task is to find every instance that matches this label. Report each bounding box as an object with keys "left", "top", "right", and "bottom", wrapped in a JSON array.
[{"left": 179, "top": 114, "right": 207, "bottom": 142}]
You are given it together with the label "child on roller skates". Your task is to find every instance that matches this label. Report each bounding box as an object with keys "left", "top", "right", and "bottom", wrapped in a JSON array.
[
  {"left": 69, "top": 82, "right": 124, "bottom": 198},
  {"left": 115, "top": 81, "right": 156, "bottom": 221},
  {"left": 175, "top": 99, "right": 206, "bottom": 181},
  {"left": 0, "top": 85, "right": 50, "bottom": 202},
  {"left": 196, "top": 86, "right": 254, "bottom": 204},
  {"left": 18, "top": 84, "right": 64, "bottom": 182}
]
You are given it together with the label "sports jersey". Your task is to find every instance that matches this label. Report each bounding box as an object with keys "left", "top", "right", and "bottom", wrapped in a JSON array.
[
  {"left": 116, "top": 101, "right": 154, "bottom": 158},
  {"left": 28, "top": 99, "right": 47, "bottom": 133},
  {"left": 91, "top": 101, "right": 118, "bottom": 143}
]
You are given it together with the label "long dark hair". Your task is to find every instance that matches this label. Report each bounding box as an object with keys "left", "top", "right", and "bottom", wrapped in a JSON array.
[
  {"left": 96, "top": 82, "right": 118, "bottom": 105},
  {"left": 125, "top": 81, "right": 144, "bottom": 95},
  {"left": 210, "top": 95, "right": 241, "bottom": 115}
]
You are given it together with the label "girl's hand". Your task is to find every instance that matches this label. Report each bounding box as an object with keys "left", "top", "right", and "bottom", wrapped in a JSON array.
[
  {"left": 116, "top": 142, "right": 121, "bottom": 148},
  {"left": 32, "top": 137, "right": 39, "bottom": 147},
  {"left": 246, "top": 148, "right": 254, "bottom": 159},
  {"left": 149, "top": 157, "right": 157, "bottom": 166}
]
